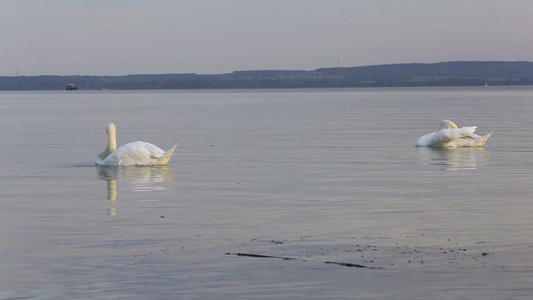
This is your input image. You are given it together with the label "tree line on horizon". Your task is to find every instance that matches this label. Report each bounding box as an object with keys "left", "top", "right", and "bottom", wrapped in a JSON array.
[{"left": 1, "top": 61, "right": 533, "bottom": 90}]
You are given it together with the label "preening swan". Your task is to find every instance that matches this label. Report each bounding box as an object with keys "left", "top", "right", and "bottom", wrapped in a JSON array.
[
  {"left": 96, "top": 123, "right": 177, "bottom": 166},
  {"left": 415, "top": 120, "right": 492, "bottom": 148}
]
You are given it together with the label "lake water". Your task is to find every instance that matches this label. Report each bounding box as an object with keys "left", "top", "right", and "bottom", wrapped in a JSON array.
[{"left": 1, "top": 87, "right": 532, "bottom": 299}]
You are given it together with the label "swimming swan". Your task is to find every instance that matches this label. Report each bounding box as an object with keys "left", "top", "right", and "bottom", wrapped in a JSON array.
[
  {"left": 415, "top": 120, "right": 492, "bottom": 148},
  {"left": 96, "top": 123, "right": 177, "bottom": 166}
]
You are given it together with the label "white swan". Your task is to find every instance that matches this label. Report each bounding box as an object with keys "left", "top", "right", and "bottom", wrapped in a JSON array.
[
  {"left": 96, "top": 123, "right": 177, "bottom": 166},
  {"left": 415, "top": 120, "right": 492, "bottom": 148}
]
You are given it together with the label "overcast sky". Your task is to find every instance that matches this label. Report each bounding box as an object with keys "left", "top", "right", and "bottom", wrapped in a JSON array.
[{"left": 2, "top": 0, "right": 532, "bottom": 76}]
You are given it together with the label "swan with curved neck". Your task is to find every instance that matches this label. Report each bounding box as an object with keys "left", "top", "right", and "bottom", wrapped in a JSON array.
[
  {"left": 416, "top": 120, "right": 492, "bottom": 148},
  {"left": 96, "top": 123, "right": 176, "bottom": 166}
]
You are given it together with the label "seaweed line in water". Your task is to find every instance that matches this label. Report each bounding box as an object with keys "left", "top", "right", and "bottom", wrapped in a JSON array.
[
  {"left": 226, "top": 253, "right": 296, "bottom": 260},
  {"left": 226, "top": 252, "right": 381, "bottom": 269},
  {"left": 324, "top": 261, "right": 381, "bottom": 269}
]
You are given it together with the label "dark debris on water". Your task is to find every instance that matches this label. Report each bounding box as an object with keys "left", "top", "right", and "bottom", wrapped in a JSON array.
[{"left": 227, "top": 235, "right": 496, "bottom": 270}]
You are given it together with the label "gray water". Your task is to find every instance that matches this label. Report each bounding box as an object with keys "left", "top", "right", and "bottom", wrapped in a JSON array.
[{"left": 0, "top": 87, "right": 532, "bottom": 299}]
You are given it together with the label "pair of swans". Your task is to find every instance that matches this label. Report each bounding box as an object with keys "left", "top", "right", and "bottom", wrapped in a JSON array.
[
  {"left": 96, "top": 123, "right": 176, "bottom": 166},
  {"left": 416, "top": 120, "right": 492, "bottom": 148},
  {"left": 95, "top": 120, "right": 491, "bottom": 166}
]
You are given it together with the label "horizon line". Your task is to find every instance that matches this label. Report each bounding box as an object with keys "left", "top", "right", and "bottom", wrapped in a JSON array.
[{"left": 4, "top": 60, "right": 533, "bottom": 78}]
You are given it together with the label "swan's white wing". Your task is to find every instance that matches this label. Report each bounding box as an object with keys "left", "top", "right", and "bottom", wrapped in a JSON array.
[
  {"left": 118, "top": 141, "right": 163, "bottom": 164},
  {"left": 416, "top": 127, "right": 477, "bottom": 147},
  {"left": 99, "top": 141, "right": 176, "bottom": 166}
]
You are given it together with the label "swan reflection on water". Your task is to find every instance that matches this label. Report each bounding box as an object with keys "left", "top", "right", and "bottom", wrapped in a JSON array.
[
  {"left": 416, "top": 147, "right": 489, "bottom": 170},
  {"left": 96, "top": 165, "right": 174, "bottom": 216}
]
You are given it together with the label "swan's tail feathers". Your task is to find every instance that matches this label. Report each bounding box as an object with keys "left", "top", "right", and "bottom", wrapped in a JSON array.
[
  {"left": 476, "top": 131, "right": 492, "bottom": 147},
  {"left": 156, "top": 144, "right": 177, "bottom": 166}
]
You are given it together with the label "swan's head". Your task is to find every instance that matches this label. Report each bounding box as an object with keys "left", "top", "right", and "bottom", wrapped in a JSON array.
[
  {"left": 439, "top": 120, "right": 458, "bottom": 130},
  {"left": 106, "top": 123, "right": 117, "bottom": 136}
]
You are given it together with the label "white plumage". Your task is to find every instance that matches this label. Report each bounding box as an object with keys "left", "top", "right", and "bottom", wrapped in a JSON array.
[
  {"left": 96, "top": 123, "right": 176, "bottom": 166},
  {"left": 415, "top": 120, "right": 492, "bottom": 148}
]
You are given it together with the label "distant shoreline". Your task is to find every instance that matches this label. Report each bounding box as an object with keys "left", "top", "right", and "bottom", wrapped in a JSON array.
[{"left": 2, "top": 61, "right": 533, "bottom": 91}]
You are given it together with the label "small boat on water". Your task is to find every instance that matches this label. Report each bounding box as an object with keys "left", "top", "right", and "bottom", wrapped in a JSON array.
[{"left": 66, "top": 83, "right": 78, "bottom": 90}]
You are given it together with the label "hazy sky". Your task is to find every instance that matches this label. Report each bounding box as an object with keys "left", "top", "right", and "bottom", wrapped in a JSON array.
[{"left": 2, "top": 0, "right": 532, "bottom": 76}]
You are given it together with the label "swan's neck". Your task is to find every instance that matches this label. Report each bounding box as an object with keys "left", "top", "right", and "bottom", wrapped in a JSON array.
[
  {"left": 98, "top": 124, "right": 117, "bottom": 160},
  {"left": 439, "top": 120, "right": 458, "bottom": 130},
  {"left": 107, "top": 129, "right": 117, "bottom": 153}
]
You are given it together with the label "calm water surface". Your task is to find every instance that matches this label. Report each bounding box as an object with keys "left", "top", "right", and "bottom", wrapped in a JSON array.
[{"left": 0, "top": 87, "right": 532, "bottom": 299}]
